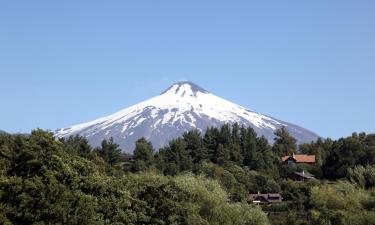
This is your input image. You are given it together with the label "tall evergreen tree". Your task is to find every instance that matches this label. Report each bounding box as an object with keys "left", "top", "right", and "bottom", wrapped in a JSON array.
[
  {"left": 255, "top": 136, "right": 280, "bottom": 176},
  {"left": 323, "top": 133, "right": 367, "bottom": 179},
  {"left": 164, "top": 138, "right": 192, "bottom": 175},
  {"left": 203, "top": 127, "right": 220, "bottom": 161},
  {"left": 216, "top": 143, "right": 230, "bottom": 165},
  {"left": 60, "top": 135, "right": 92, "bottom": 158},
  {"left": 272, "top": 127, "right": 297, "bottom": 156},
  {"left": 229, "top": 142, "right": 243, "bottom": 165},
  {"left": 133, "top": 138, "right": 154, "bottom": 172},
  {"left": 183, "top": 129, "right": 207, "bottom": 163},
  {"left": 242, "top": 127, "right": 257, "bottom": 167},
  {"left": 231, "top": 123, "right": 241, "bottom": 145},
  {"left": 96, "top": 137, "right": 122, "bottom": 166},
  {"left": 219, "top": 124, "right": 232, "bottom": 147},
  {"left": 229, "top": 124, "right": 243, "bottom": 164}
]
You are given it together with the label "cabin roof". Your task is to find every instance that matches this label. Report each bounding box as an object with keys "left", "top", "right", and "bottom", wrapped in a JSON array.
[
  {"left": 249, "top": 193, "right": 283, "bottom": 203},
  {"left": 282, "top": 154, "right": 316, "bottom": 163},
  {"left": 293, "top": 171, "right": 315, "bottom": 179}
]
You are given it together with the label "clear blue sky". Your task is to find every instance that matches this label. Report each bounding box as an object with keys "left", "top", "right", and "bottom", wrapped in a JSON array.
[{"left": 1, "top": 1, "right": 374, "bottom": 139}]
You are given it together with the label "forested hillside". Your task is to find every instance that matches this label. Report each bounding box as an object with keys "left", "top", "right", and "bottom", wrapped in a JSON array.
[{"left": 1, "top": 125, "right": 375, "bottom": 225}]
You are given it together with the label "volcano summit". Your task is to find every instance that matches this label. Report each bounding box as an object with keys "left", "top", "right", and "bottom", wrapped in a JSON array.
[{"left": 55, "top": 81, "right": 319, "bottom": 152}]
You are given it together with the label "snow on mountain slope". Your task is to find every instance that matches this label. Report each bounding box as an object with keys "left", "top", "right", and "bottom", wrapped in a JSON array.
[{"left": 55, "top": 81, "right": 319, "bottom": 152}]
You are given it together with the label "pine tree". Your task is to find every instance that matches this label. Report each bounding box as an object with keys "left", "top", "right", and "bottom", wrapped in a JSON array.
[
  {"left": 203, "top": 127, "right": 220, "bottom": 162},
  {"left": 164, "top": 138, "right": 192, "bottom": 174},
  {"left": 216, "top": 143, "right": 230, "bottom": 165},
  {"left": 133, "top": 138, "right": 154, "bottom": 172},
  {"left": 256, "top": 136, "right": 280, "bottom": 176},
  {"left": 183, "top": 129, "right": 208, "bottom": 163},
  {"left": 272, "top": 127, "right": 297, "bottom": 157},
  {"left": 219, "top": 124, "right": 232, "bottom": 146},
  {"left": 96, "top": 137, "right": 122, "bottom": 166},
  {"left": 231, "top": 123, "right": 241, "bottom": 145},
  {"left": 242, "top": 127, "right": 257, "bottom": 167},
  {"left": 229, "top": 143, "right": 243, "bottom": 165},
  {"left": 61, "top": 135, "right": 92, "bottom": 158}
]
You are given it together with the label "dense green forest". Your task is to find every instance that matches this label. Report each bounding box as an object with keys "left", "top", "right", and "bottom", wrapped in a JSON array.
[{"left": 0, "top": 125, "right": 374, "bottom": 225}]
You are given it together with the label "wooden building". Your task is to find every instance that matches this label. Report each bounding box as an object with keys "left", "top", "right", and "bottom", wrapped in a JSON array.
[
  {"left": 249, "top": 192, "right": 283, "bottom": 204},
  {"left": 288, "top": 170, "right": 315, "bottom": 183}
]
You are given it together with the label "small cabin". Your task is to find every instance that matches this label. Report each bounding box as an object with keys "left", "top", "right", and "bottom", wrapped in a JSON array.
[
  {"left": 281, "top": 153, "right": 316, "bottom": 165},
  {"left": 249, "top": 192, "right": 283, "bottom": 204},
  {"left": 288, "top": 170, "right": 315, "bottom": 183}
]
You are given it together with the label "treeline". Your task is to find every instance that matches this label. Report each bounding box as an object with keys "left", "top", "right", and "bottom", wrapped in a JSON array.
[
  {"left": 0, "top": 129, "right": 268, "bottom": 225},
  {"left": 1, "top": 125, "right": 375, "bottom": 225},
  {"left": 104, "top": 124, "right": 375, "bottom": 225}
]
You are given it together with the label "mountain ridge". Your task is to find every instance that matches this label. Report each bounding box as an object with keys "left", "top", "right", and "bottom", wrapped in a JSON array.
[{"left": 55, "top": 81, "right": 319, "bottom": 152}]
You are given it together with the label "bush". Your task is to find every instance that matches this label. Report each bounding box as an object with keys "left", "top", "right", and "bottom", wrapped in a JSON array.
[
  {"left": 124, "top": 172, "right": 270, "bottom": 225},
  {"left": 0, "top": 130, "right": 271, "bottom": 225},
  {"left": 311, "top": 181, "right": 375, "bottom": 225},
  {"left": 347, "top": 165, "right": 375, "bottom": 189}
]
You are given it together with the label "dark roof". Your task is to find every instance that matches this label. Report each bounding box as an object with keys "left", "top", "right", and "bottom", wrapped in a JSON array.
[
  {"left": 268, "top": 193, "right": 281, "bottom": 198},
  {"left": 249, "top": 193, "right": 283, "bottom": 203},
  {"left": 293, "top": 171, "right": 315, "bottom": 179}
]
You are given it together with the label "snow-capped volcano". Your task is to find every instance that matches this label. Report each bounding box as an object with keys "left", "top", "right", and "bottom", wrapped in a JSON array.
[{"left": 55, "top": 81, "right": 319, "bottom": 152}]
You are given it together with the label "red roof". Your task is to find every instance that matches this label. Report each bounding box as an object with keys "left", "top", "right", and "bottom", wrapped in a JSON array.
[{"left": 282, "top": 154, "right": 316, "bottom": 163}]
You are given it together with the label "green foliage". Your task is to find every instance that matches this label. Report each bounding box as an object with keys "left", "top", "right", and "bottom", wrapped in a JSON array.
[
  {"left": 95, "top": 137, "right": 122, "bottom": 166},
  {"left": 300, "top": 133, "right": 375, "bottom": 180},
  {"left": 203, "top": 127, "right": 220, "bottom": 161},
  {"left": 161, "top": 138, "right": 193, "bottom": 175},
  {"left": 347, "top": 165, "right": 375, "bottom": 189},
  {"left": 155, "top": 124, "right": 280, "bottom": 181},
  {"left": 0, "top": 130, "right": 136, "bottom": 224},
  {"left": 242, "top": 127, "right": 257, "bottom": 167},
  {"left": 215, "top": 143, "right": 230, "bottom": 165},
  {"left": 323, "top": 132, "right": 375, "bottom": 179},
  {"left": 0, "top": 130, "right": 271, "bottom": 225},
  {"left": 199, "top": 162, "right": 280, "bottom": 202},
  {"left": 2, "top": 125, "right": 375, "bottom": 225},
  {"left": 279, "top": 179, "right": 319, "bottom": 211},
  {"left": 300, "top": 138, "right": 332, "bottom": 167},
  {"left": 299, "top": 138, "right": 333, "bottom": 179},
  {"left": 284, "top": 210, "right": 306, "bottom": 225},
  {"left": 310, "top": 181, "right": 375, "bottom": 225},
  {"left": 124, "top": 172, "right": 270, "bottom": 225},
  {"left": 133, "top": 138, "right": 154, "bottom": 172},
  {"left": 272, "top": 127, "right": 297, "bottom": 157},
  {"left": 254, "top": 136, "right": 280, "bottom": 176},
  {"left": 60, "top": 135, "right": 92, "bottom": 158},
  {"left": 183, "top": 129, "right": 208, "bottom": 164}
]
